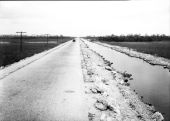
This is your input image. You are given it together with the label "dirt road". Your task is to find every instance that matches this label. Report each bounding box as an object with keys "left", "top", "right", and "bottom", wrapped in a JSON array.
[{"left": 0, "top": 40, "right": 88, "bottom": 121}]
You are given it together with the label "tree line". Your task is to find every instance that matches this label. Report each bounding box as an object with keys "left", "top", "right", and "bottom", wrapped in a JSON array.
[{"left": 85, "top": 34, "right": 170, "bottom": 42}]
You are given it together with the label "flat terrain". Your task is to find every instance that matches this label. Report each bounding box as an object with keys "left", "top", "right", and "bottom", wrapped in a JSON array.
[
  {"left": 101, "top": 41, "right": 170, "bottom": 59},
  {"left": 0, "top": 37, "right": 70, "bottom": 67},
  {"left": 0, "top": 39, "right": 163, "bottom": 121}
]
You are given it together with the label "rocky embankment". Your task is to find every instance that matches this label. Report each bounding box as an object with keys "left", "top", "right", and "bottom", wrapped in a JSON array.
[
  {"left": 80, "top": 40, "right": 164, "bottom": 121},
  {"left": 95, "top": 41, "right": 170, "bottom": 71}
]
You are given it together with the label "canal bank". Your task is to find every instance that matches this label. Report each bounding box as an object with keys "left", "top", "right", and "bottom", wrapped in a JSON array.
[{"left": 83, "top": 39, "right": 170, "bottom": 121}]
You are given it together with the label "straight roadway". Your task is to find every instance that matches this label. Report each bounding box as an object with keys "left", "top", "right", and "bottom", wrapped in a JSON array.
[{"left": 0, "top": 39, "right": 88, "bottom": 121}]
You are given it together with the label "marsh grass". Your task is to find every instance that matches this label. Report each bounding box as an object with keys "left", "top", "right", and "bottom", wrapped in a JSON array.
[
  {"left": 0, "top": 36, "right": 73, "bottom": 67},
  {"left": 85, "top": 35, "right": 170, "bottom": 60},
  {"left": 105, "top": 41, "right": 170, "bottom": 60}
]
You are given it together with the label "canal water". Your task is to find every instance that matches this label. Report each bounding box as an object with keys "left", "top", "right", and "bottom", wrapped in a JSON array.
[{"left": 86, "top": 41, "right": 170, "bottom": 121}]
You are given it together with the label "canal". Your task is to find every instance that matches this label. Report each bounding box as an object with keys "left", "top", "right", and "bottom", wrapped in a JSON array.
[{"left": 86, "top": 41, "right": 170, "bottom": 121}]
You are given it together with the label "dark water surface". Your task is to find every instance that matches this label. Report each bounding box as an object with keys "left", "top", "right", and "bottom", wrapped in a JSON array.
[{"left": 87, "top": 42, "right": 170, "bottom": 120}]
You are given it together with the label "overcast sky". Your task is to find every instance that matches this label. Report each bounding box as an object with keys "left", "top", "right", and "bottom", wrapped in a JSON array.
[{"left": 0, "top": 0, "right": 169, "bottom": 37}]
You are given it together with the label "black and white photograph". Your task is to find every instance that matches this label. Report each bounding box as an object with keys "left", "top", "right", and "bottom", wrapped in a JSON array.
[{"left": 0, "top": 0, "right": 169, "bottom": 121}]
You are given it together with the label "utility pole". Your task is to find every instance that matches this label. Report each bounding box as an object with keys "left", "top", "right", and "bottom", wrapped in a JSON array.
[
  {"left": 57, "top": 36, "right": 59, "bottom": 44},
  {"left": 60, "top": 35, "right": 63, "bottom": 43},
  {"left": 45, "top": 34, "right": 50, "bottom": 46},
  {"left": 16, "top": 31, "right": 26, "bottom": 52}
]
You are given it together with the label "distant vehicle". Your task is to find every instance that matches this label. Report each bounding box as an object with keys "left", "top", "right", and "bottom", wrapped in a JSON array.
[{"left": 72, "top": 39, "right": 76, "bottom": 42}]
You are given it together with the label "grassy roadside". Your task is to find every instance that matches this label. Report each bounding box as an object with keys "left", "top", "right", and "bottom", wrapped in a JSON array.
[{"left": 0, "top": 36, "right": 73, "bottom": 67}]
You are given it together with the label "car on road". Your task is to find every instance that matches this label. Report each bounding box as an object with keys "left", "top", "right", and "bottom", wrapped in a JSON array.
[{"left": 72, "top": 39, "right": 76, "bottom": 42}]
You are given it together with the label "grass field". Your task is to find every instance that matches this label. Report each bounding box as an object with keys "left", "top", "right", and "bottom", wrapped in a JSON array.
[
  {"left": 85, "top": 35, "right": 170, "bottom": 60},
  {"left": 0, "top": 36, "right": 72, "bottom": 67},
  {"left": 103, "top": 41, "right": 170, "bottom": 60}
]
